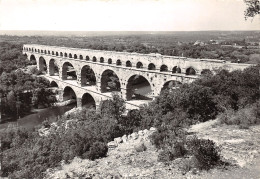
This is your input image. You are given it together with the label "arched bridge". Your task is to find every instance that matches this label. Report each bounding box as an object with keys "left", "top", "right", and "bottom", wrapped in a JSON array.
[{"left": 23, "top": 44, "right": 251, "bottom": 110}]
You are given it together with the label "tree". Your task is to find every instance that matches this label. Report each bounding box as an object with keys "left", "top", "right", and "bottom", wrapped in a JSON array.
[
  {"left": 100, "top": 94, "right": 125, "bottom": 120},
  {"left": 6, "top": 90, "right": 16, "bottom": 114},
  {"left": 244, "top": 0, "right": 260, "bottom": 19}
]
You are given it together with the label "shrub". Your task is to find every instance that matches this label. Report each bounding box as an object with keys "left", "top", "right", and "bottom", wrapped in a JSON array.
[
  {"left": 219, "top": 101, "right": 260, "bottom": 128},
  {"left": 178, "top": 157, "right": 197, "bottom": 174},
  {"left": 134, "top": 143, "right": 147, "bottom": 152},
  {"left": 187, "top": 136, "right": 221, "bottom": 170},
  {"left": 218, "top": 109, "right": 236, "bottom": 125},
  {"left": 83, "top": 141, "right": 108, "bottom": 160},
  {"left": 157, "top": 138, "right": 187, "bottom": 162}
]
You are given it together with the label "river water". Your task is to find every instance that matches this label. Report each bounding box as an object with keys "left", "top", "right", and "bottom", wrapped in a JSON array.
[{"left": 0, "top": 104, "right": 76, "bottom": 130}]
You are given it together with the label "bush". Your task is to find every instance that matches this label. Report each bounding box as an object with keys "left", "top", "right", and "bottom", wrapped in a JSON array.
[
  {"left": 187, "top": 136, "right": 221, "bottom": 170},
  {"left": 179, "top": 157, "right": 197, "bottom": 174},
  {"left": 158, "top": 140, "right": 187, "bottom": 163},
  {"left": 134, "top": 143, "right": 147, "bottom": 152},
  {"left": 219, "top": 101, "right": 260, "bottom": 128},
  {"left": 83, "top": 141, "right": 108, "bottom": 160}
]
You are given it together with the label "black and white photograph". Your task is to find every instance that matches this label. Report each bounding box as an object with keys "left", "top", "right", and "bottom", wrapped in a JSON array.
[{"left": 0, "top": 0, "right": 259, "bottom": 178}]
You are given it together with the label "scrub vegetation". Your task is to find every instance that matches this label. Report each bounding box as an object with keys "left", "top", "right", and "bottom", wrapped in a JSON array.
[{"left": 0, "top": 34, "right": 259, "bottom": 178}]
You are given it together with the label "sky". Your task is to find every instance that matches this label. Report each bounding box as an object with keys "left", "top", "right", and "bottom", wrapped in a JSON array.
[{"left": 0, "top": 0, "right": 259, "bottom": 31}]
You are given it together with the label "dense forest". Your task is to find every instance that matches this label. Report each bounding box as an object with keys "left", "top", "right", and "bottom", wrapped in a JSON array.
[
  {"left": 0, "top": 34, "right": 260, "bottom": 178},
  {"left": 0, "top": 42, "right": 56, "bottom": 120}
]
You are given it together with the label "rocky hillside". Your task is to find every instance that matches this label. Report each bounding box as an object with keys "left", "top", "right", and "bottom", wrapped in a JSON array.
[{"left": 44, "top": 119, "right": 260, "bottom": 179}]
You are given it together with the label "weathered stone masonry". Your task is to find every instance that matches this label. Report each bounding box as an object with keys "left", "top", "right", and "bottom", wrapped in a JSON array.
[{"left": 23, "top": 44, "right": 252, "bottom": 110}]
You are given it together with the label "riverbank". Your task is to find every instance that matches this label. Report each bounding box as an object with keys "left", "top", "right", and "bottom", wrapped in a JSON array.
[{"left": 0, "top": 103, "right": 76, "bottom": 130}]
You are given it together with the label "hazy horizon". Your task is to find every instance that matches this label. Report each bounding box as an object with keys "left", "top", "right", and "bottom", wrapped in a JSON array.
[
  {"left": 1, "top": 30, "right": 260, "bottom": 37},
  {"left": 0, "top": 0, "right": 259, "bottom": 32}
]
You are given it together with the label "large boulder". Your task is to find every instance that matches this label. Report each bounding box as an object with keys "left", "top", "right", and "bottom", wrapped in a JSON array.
[
  {"left": 107, "top": 141, "right": 118, "bottom": 149},
  {"left": 122, "top": 135, "right": 128, "bottom": 143},
  {"left": 150, "top": 127, "right": 157, "bottom": 132},
  {"left": 114, "top": 137, "right": 123, "bottom": 144},
  {"left": 131, "top": 132, "right": 139, "bottom": 140},
  {"left": 138, "top": 130, "right": 144, "bottom": 136},
  {"left": 143, "top": 129, "right": 149, "bottom": 135}
]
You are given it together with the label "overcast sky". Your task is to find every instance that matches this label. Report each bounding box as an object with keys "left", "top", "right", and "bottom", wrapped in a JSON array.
[{"left": 0, "top": 0, "right": 259, "bottom": 31}]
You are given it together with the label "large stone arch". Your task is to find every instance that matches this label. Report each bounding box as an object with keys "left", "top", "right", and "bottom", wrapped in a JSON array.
[
  {"left": 39, "top": 56, "right": 47, "bottom": 73},
  {"left": 63, "top": 86, "right": 77, "bottom": 101},
  {"left": 161, "top": 80, "right": 182, "bottom": 92},
  {"left": 50, "top": 80, "right": 59, "bottom": 88},
  {"left": 125, "top": 74, "right": 152, "bottom": 101},
  {"left": 61, "top": 61, "right": 77, "bottom": 80},
  {"left": 49, "top": 58, "right": 59, "bottom": 76},
  {"left": 80, "top": 65, "right": 97, "bottom": 86},
  {"left": 100, "top": 69, "right": 121, "bottom": 93},
  {"left": 172, "top": 66, "right": 181, "bottom": 73},
  {"left": 30, "top": 54, "right": 37, "bottom": 65},
  {"left": 81, "top": 93, "right": 96, "bottom": 109}
]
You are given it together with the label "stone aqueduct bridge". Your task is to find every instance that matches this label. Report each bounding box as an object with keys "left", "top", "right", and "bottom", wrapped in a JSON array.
[{"left": 23, "top": 44, "right": 251, "bottom": 110}]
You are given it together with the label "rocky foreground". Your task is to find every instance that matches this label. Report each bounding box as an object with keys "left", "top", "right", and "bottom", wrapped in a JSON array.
[{"left": 44, "top": 119, "right": 260, "bottom": 179}]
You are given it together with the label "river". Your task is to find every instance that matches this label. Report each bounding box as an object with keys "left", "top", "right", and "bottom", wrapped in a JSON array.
[{"left": 0, "top": 104, "right": 76, "bottom": 130}]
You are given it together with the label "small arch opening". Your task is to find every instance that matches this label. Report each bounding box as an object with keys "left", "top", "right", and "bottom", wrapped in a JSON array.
[
  {"left": 74, "top": 54, "right": 77, "bottom": 59},
  {"left": 86, "top": 56, "right": 90, "bottom": 61},
  {"left": 79, "top": 55, "right": 83, "bottom": 60},
  {"left": 148, "top": 63, "right": 156, "bottom": 70},
  {"left": 201, "top": 69, "right": 213, "bottom": 76},
  {"left": 69, "top": 53, "right": 72, "bottom": 58},
  {"left": 172, "top": 66, "right": 181, "bottom": 73},
  {"left": 160, "top": 65, "right": 168, "bottom": 72},
  {"left": 100, "top": 57, "right": 104, "bottom": 63},
  {"left": 126, "top": 61, "right": 132, "bottom": 67},
  {"left": 116, "top": 59, "right": 122, "bottom": 66},
  {"left": 108, "top": 58, "right": 112, "bottom": 64},
  {"left": 136, "top": 62, "right": 143, "bottom": 69},
  {"left": 93, "top": 56, "right": 97, "bottom": 62},
  {"left": 186, "top": 67, "right": 196, "bottom": 75}
]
